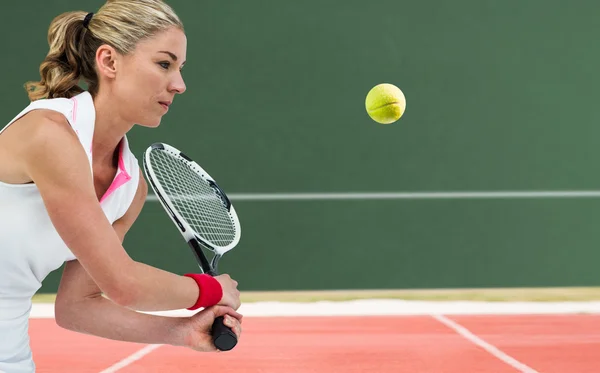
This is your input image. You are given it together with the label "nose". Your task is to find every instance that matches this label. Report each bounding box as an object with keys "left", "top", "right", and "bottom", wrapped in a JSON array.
[{"left": 169, "top": 71, "right": 186, "bottom": 94}]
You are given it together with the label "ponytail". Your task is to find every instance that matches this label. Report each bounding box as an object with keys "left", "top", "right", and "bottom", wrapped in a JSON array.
[{"left": 24, "top": 11, "right": 100, "bottom": 101}]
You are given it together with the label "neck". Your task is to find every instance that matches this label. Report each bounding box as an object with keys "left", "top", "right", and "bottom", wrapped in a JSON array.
[{"left": 91, "top": 91, "right": 135, "bottom": 168}]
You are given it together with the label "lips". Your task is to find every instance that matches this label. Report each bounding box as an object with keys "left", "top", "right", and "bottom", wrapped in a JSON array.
[{"left": 159, "top": 101, "right": 171, "bottom": 110}]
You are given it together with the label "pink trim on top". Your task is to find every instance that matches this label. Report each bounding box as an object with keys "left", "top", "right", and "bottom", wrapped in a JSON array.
[
  {"left": 99, "top": 139, "right": 132, "bottom": 203},
  {"left": 70, "top": 97, "right": 78, "bottom": 124},
  {"left": 70, "top": 96, "right": 92, "bottom": 153}
]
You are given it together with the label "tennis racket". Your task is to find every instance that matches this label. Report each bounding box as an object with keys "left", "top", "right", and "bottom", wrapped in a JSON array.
[{"left": 142, "top": 142, "right": 241, "bottom": 351}]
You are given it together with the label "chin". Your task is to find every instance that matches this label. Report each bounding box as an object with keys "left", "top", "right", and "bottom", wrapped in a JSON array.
[{"left": 137, "top": 117, "right": 163, "bottom": 128}]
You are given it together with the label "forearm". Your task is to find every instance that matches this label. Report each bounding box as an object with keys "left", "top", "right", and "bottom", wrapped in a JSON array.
[
  {"left": 124, "top": 261, "right": 199, "bottom": 311},
  {"left": 56, "top": 294, "right": 186, "bottom": 346}
]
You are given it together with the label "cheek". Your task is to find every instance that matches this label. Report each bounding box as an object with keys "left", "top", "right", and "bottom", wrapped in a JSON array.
[
  {"left": 113, "top": 64, "right": 167, "bottom": 124},
  {"left": 117, "top": 70, "right": 162, "bottom": 104},
  {"left": 120, "top": 62, "right": 159, "bottom": 88}
]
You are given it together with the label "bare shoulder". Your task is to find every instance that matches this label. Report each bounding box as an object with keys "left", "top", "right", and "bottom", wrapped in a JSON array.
[
  {"left": 21, "top": 109, "right": 80, "bottom": 151},
  {"left": 129, "top": 168, "right": 148, "bottom": 210},
  {"left": 127, "top": 168, "right": 148, "bottom": 207},
  {"left": 1, "top": 109, "right": 78, "bottom": 151},
  {"left": 138, "top": 168, "right": 149, "bottom": 198},
  {"left": 0, "top": 109, "right": 83, "bottom": 183}
]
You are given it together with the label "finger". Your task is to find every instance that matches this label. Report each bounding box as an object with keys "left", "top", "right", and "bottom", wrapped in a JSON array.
[
  {"left": 224, "top": 315, "right": 242, "bottom": 338},
  {"left": 209, "top": 305, "right": 243, "bottom": 321},
  {"left": 228, "top": 308, "right": 243, "bottom": 322}
]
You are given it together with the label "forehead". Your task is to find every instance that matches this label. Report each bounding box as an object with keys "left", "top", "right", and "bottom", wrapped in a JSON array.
[{"left": 133, "top": 27, "right": 187, "bottom": 60}]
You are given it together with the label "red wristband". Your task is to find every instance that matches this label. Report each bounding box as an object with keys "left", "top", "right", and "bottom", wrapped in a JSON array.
[{"left": 184, "top": 273, "right": 223, "bottom": 310}]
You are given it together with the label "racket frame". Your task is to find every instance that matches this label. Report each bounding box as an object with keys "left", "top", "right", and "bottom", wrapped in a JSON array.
[{"left": 142, "top": 143, "right": 241, "bottom": 274}]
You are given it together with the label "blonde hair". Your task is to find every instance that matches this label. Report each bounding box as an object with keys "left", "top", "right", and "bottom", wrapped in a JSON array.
[{"left": 24, "top": 0, "right": 183, "bottom": 101}]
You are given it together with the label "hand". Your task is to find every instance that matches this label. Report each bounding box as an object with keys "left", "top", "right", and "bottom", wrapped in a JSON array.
[
  {"left": 214, "top": 274, "right": 241, "bottom": 310},
  {"left": 178, "top": 305, "right": 243, "bottom": 352}
]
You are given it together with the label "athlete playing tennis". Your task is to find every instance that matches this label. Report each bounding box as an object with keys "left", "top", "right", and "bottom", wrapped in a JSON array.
[{"left": 0, "top": 1, "right": 242, "bottom": 372}]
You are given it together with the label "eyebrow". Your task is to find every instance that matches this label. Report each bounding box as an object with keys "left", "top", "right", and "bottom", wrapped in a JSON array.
[{"left": 158, "top": 50, "right": 186, "bottom": 66}]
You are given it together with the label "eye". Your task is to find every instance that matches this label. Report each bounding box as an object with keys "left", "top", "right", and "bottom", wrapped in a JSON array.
[{"left": 158, "top": 61, "right": 171, "bottom": 69}]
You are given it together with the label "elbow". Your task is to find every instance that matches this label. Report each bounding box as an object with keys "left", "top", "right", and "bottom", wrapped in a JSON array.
[
  {"left": 54, "top": 292, "right": 103, "bottom": 330},
  {"left": 54, "top": 299, "right": 81, "bottom": 331},
  {"left": 104, "top": 283, "right": 139, "bottom": 309},
  {"left": 102, "top": 275, "right": 143, "bottom": 309},
  {"left": 54, "top": 307, "right": 72, "bottom": 330},
  {"left": 97, "top": 261, "right": 143, "bottom": 309}
]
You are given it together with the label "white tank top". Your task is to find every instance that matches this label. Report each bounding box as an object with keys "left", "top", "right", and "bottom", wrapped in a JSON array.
[{"left": 0, "top": 91, "right": 140, "bottom": 372}]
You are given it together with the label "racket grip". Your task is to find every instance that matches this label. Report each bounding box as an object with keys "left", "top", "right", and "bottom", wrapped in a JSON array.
[
  {"left": 212, "top": 316, "right": 238, "bottom": 351},
  {"left": 205, "top": 269, "right": 238, "bottom": 351}
]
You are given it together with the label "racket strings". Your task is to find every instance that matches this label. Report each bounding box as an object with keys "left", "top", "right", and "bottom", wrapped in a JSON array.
[{"left": 149, "top": 150, "right": 237, "bottom": 247}]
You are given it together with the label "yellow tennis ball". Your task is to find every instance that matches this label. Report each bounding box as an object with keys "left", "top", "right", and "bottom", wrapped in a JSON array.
[{"left": 365, "top": 83, "right": 406, "bottom": 124}]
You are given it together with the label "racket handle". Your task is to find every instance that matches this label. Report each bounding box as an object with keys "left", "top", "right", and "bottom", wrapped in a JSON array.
[
  {"left": 212, "top": 316, "right": 238, "bottom": 351},
  {"left": 205, "top": 269, "right": 238, "bottom": 351}
]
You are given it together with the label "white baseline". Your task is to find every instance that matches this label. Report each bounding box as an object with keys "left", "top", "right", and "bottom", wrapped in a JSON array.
[{"left": 147, "top": 190, "right": 600, "bottom": 201}]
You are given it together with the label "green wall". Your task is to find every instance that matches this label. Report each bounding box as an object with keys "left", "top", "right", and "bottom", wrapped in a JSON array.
[{"left": 2, "top": 1, "right": 600, "bottom": 292}]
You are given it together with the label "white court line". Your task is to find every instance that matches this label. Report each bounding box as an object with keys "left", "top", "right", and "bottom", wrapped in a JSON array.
[
  {"left": 147, "top": 190, "right": 600, "bottom": 201},
  {"left": 432, "top": 314, "right": 539, "bottom": 373},
  {"left": 28, "top": 300, "right": 600, "bottom": 319},
  {"left": 98, "top": 344, "right": 162, "bottom": 373}
]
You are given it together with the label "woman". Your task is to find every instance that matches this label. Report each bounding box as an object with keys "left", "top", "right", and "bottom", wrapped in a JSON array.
[{"left": 0, "top": 1, "right": 242, "bottom": 372}]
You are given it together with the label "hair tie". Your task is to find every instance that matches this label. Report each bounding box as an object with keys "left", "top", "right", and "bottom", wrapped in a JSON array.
[{"left": 83, "top": 12, "right": 94, "bottom": 29}]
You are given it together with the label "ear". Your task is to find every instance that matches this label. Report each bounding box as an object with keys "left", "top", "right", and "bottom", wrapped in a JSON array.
[{"left": 95, "top": 44, "right": 119, "bottom": 79}]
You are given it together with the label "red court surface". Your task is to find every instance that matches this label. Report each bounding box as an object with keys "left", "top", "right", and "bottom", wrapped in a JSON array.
[{"left": 29, "top": 314, "right": 600, "bottom": 372}]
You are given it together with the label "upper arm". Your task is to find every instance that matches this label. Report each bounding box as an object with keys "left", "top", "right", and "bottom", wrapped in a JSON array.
[
  {"left": 57, "top": 173, "right": 147, "bottom": 307},
  {"left": 113, "top": 170, "right": 148, "bottom": 242},
  {"left": 20, "top": 111, "right": 137, "bottom": 303}
]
